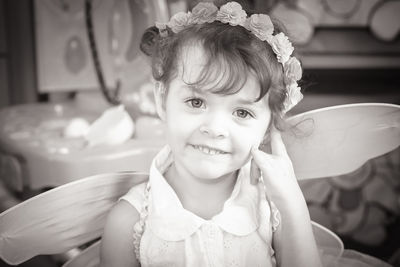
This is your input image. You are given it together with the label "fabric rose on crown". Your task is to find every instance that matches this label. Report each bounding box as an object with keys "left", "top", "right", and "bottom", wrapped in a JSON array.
[
  {"left": 168, "top": 12, "right": 192, "bottom": 33},
  {"left": 283, "top": 83, "right": 303, "bottom": 113},
  {"left": 216, "top": 1, "right": 247, "bottom": 26},
  {"left": 190, "top": 2, "right": 218, "bottom": 24},
  {"left": 284, "top": 57, "right": 302, "bottom": 85},
  {"left": 269, "top": 32, "right": 294, "bottom": 64},
  {"left": 245, "top": 14, "right": 274, "bottom": 41}
]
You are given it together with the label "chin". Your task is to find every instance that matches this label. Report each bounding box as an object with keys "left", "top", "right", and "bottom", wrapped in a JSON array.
[{"left": 186, "top": 162, "right": 239, "bottom": 181}]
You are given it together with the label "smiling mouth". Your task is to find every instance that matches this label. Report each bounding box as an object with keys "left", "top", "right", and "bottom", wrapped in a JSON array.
[{"left": 191, "top": 144, "right": 228, "bottom": 155}]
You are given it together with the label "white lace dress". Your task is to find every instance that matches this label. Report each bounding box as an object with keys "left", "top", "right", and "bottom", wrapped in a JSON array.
[
  {"left": 120, "top": 146, "right": 393, "bottom": 267},
  {"left": 120, "top": 146, "right": 280, "bottom": 267}
]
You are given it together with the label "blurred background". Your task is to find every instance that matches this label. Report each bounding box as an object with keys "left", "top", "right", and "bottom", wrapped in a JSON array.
[{"left": 0, "top": 0, "right": 399, "bottom": 266}]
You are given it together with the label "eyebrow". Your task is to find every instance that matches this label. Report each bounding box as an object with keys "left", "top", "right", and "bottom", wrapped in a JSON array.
[
  {"left": 236, "top": 97, "right": 259, "bottom": 105},
  {"left": 183, "top": 84, "right": 262, "bottom": 106}
]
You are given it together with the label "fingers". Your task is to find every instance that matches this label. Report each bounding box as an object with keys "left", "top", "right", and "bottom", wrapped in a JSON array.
[
  {"left": 250, "top": 159, "right": 261, "bottom": 185},
  {"left": 269, "top": 127, "right": 288, "bottom": 157},
  {"left": 251, "top": 146, "right": 273, "bottom": 174}
]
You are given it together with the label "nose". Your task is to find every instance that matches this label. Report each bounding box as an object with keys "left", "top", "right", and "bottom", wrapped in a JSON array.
[{"left": 199, "top": 112, "right": 229, "bottom": 139}]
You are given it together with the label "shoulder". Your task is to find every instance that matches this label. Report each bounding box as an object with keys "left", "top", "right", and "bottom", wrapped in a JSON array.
[
  {"left": 100, "top": 193, "right": 142, "bottom": 266},
  {"left": 119, "top": 182, "right": 147, "bottom": 211},
  {"left": 105, "top": 198, "right": 141, "bottom": 230}
]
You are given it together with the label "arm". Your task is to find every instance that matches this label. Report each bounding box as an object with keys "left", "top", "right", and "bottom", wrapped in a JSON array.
[
  {"left": 100, "top": 200, "right": 140, "bottom": 267},
  {"left": 251, "top": 129, "right": 322, "bottom": 267},
  {"left": 271, "top": 190, "right": 321, "bottom": 267}
]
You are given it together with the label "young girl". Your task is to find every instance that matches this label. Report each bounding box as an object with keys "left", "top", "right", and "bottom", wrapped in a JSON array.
[{"left": 100, "top": 2, "right": 391, "bottom": 267}]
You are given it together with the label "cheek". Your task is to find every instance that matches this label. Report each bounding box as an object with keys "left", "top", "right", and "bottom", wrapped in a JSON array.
[
  {"left": 233, "top": 126, "right": 265, "bottom": 151},
  {"left": 234, "top": 120, "right": 270, "bottom": 152},
  {"left": 165, "top": 112, "right": 198, "bottom": 141}
]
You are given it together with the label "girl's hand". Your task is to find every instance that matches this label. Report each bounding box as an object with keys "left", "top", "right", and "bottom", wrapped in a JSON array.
[
  {"left": 251, "top": 129, "right": 323, "bottom": 267},
  {"left": 250, "top": 128, "right": 304, "bottom": 205}
]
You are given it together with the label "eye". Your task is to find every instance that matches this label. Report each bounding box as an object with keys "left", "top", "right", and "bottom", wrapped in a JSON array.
[
  {"left": 234, "top": 109, "right": 254, "bottom": 119},
  {"left": 186, "top": 98, "right": 205, "bottom": 109}
]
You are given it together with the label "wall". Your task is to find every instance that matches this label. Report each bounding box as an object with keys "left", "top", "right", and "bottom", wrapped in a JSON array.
[
  {"left": 0, "top": 0, "right": 9, "bottom": 108},
  {"left": 0, "top": 0, "right": 37, "bottom": 109}
]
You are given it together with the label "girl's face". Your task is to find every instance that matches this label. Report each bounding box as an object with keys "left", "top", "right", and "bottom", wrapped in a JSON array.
[{"left": 156, "top": 45, "right": 271, "bottom": 181}]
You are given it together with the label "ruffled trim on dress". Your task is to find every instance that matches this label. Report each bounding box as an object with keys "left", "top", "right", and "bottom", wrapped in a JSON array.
[
  {"left": 269, "top": 201, "right": 280, "bottom": 233},
  {"left": 257, "top": 175, "right": 281, "bottom": 233},
  {"left": 132, "top": 182, "right": 151, "bottom": 260}
]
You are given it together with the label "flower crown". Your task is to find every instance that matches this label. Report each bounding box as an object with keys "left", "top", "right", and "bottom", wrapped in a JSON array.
[{"left": 155, "top": 1, "right": 303, "bottom": 113}]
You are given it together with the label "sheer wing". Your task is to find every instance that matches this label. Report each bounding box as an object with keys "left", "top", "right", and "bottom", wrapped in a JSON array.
[
  {"left": 0, "top": 171, "right": 148, "bottom": 265},
  {"left": 62, "top": 240, "right": 101, "bottom": 267},
  {"left": 283, "top": 103, "right": 400, "bottom": 180},
  {"left": 311, "top": 221, "right": 343, "bottom": 257}
]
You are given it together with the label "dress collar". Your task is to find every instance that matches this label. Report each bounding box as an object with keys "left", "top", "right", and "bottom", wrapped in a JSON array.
[{"left": 146, "top": 146, "right": 261, "bottom": 241}]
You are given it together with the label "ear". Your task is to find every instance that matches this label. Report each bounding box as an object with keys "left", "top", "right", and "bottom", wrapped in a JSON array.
[{"left": 153, "top": 81, "right": 166, "bottom": 121}]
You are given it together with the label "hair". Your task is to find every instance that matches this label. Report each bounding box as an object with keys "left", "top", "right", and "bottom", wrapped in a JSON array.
[{"left": 140, "top": 12, "right": 295, "bottom": 131}]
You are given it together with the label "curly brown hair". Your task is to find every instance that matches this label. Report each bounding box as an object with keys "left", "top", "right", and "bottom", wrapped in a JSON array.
[{"left": 140, "top": 15, "right": 297, "bottom": 130}]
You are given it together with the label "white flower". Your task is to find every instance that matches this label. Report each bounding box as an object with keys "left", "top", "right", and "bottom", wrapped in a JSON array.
[
  {"left": 245, "top": 14, "right": 273, "bottom": 41},
  {"left": 155, "top": 21, "right": 167, "bottom": 31},
  {"left": 216, "top": 1, "right": 247, "bottom": 26},
  {"left": 283, "top": 83, "right": 303, "bottom": 112},
  {"left": 284, "top": 57, "right": 302, "bottom": 84},
  {"left": 190, "top": 2, "right": 218, "bottom": 24},
  {"left": 168, "top": 12, "right": 192, "bottom": 33},
  {"left": 155, "top": 21, "right": 168, "bottom": 37},
  {"left": 269, "top": 32, "right": 294, "bottom": 64}
]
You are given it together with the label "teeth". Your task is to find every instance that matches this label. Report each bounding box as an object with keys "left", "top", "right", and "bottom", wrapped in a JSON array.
[{"left": 194, "top": 145, "right": 224, "bottom": 155}]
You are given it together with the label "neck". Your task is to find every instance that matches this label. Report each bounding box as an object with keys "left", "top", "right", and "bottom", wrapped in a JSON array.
[{"left": 164, "top": 162, "right": 238, "bottom": 219}]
